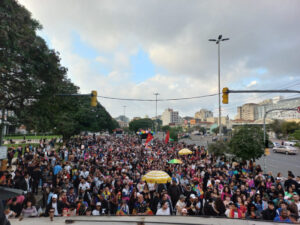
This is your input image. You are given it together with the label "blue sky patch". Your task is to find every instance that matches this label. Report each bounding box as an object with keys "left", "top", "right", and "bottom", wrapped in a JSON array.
[
  {"left": 130, "top": 48, "right": 156, "bottom": 83},
  {"left": 255, "top": 68, "right": 268, "bottom": 75}
]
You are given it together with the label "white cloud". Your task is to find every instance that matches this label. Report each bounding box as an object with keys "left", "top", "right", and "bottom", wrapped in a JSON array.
[
  {"left": 17, "top": 0, "right": 300, "bottom": 119},
  {"left": 246, "top": 80, "right": 258, "bottom": 88}
]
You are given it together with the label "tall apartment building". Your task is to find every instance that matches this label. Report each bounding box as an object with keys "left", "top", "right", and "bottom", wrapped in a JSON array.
[
  {"left": 195, "top": 109, "right": 213, "bottom": 121},
  {"left": 162, "top": 108, "right": 179, "bottom": 126},
  {"left": 235, "top": 103, "right": 259, "bottom": 120}
]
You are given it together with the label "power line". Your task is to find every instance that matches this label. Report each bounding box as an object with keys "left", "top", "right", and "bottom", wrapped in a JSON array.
[{"left": 97, "top": 93, "right": 218, "bottom": 102}]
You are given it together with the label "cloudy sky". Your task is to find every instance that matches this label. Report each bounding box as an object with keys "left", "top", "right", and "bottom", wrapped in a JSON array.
[{"left": 18, "top": 0, "right": 300, "bottom": 119}]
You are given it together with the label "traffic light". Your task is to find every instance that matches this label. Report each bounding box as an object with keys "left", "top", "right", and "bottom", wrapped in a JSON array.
[
  {"left": 222, "top": 87, "right": 229, "bottom": 104},
  {"left": 91, "top": 90, "right": 97, "bottom": 107},
  {"left": 264, "top": 148, "right": 270, "bottom": 156}
]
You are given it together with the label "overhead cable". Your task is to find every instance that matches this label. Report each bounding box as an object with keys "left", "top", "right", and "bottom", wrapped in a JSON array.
[{"left": 97, "top": 93, "right": 218, "bottom": 102}]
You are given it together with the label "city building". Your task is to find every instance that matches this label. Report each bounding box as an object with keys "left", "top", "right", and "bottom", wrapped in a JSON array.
[
  {"left": 117, "top": 120, "right": 129, "bottom": 128},
  {"left": 206, "top": 116, "right": 230, "bottom": 127},
  {"left": 115, "top": 115, "right": 129, "bottom": 123},
  {"left": 235, "top": 103, "right": 259, "bottom": 120},
  {"left": 257, "top": 96, "right": 300, "bottom": 121},
  {"left": 161, "top": 108, "right": 179, "bottom": 126},
  {"left": 195, "top": 109, "right": 213, "bottom": 121}
]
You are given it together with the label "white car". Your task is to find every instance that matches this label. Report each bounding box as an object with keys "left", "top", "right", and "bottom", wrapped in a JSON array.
[{"left": 273, "top": 145, "right": 298, "bottom": 155}]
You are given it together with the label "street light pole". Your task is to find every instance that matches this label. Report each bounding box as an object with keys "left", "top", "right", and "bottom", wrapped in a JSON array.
[
  {"left": 218, "top": 41, "right": 221, "bottom": 138},
  {"left": 209, "top": 35, "right": 229, "bottom": 138},
  {"left": 154, "top": 93, "right": 159, "bottom": 132}
]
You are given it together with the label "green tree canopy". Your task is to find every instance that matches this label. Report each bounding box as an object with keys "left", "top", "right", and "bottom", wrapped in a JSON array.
[
  {"left": 269, "top": 120, "right": 300, "bottom": 138},
  {"left": 230, "top": 126, "right": 265, "bottom": 161},
  {"left": 0, "top": 0, "right": 118, "bottom": 141},
  {"left": 129, "top": 118, "right": 154, "bottom": 132},
  {"left": 208, "top": 141, "right": 230, "bottom": 157}
]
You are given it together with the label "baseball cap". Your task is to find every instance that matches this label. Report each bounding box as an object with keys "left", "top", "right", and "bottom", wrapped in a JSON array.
[
  {"left": 52, "top": 194, "right": 58, "bottom": 199},
  {"left": 190, "top": 194, "right": 197, "bottom": 199},
  {"left": 96, "top": 202, "right": 101, "bottom": 206}
]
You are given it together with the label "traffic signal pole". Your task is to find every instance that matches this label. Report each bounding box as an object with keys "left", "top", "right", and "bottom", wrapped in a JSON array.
[{"left": 222, "top": 89, "right": 300, "bottom": 104}]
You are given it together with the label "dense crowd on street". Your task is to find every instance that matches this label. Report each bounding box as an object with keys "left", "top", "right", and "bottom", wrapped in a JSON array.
[{"left": 0, "top": 134, "right": 300, "bottom": 223}]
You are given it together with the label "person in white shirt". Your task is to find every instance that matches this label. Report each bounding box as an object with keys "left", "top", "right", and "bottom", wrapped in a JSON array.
[
  {"left": 137, "top": 180, "right": 145, "bottom": 193},
  {"left": 176, "top": 195, "right": 186, "bottom": 215},
  {"left": 80, "top": 168, "right": 89, "bottom": 179},
  {"left": 156, "top": 201, "right": 171, "bottom": 215},
  {"left": 78, "top": 178, "right": 90, "bottom": 191}
]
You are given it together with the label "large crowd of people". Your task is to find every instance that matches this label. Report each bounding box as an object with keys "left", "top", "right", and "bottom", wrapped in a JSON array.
[{"left": 0, "top": 134, "right": 300, "bottom": 223}]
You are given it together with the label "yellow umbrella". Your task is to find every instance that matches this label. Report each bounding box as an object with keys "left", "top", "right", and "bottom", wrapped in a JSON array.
[
  {"left": 142, "top": 170, "right": 171, "bottom": 184},
  {"left": 178, "top": 148, "right": 193, "bottom": 155}
]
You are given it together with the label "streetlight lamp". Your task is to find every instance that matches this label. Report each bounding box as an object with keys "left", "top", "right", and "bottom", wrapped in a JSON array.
[{"left": 209, "top": 35, "right": 229, "bottom": 138}]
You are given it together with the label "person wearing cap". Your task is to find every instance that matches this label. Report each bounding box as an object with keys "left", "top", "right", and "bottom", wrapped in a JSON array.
[
  {"left": 175, "top": 195, "right": 186, "bottom": 215},
  {"left": 45, "top": 194, "right": 63, "bottom": 217},
  {"left": 92, "top": 202, "right": 102, "bottom": 215},
  {"left": 284, "top": 172, "right": 298, "bottom": 190},
  {"left": 186, "top": 194, "right": 198, "bottom": 215}
]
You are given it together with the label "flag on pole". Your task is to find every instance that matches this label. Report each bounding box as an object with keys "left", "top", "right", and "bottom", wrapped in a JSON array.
[
  {"left": 145, "top": 133, "right": 153, "bottom": 145},
  {"left": 165, "top": 131, "right": 170, "bottom": 144}
]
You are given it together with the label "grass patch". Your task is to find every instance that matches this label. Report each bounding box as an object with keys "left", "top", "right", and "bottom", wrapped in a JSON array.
[
  {"left": 3, "top": 143, "right": 40, "bottom": 148},
  {"left": 4, "top": 135, "right": 62, "bottom": 140}
]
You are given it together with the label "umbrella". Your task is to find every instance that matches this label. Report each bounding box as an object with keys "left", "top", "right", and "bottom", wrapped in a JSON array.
[
  {"left": 142, "top": 170, "right": 171, "bottom": 184},
  {"left": 0, "top": 186, "right": 24, "bottom": 200},
  {"left": 178, "top": 148, "right": 193, "bottom": 155},
  {"left": 168, "top": 159, "right": 183, "bottom": 164}
]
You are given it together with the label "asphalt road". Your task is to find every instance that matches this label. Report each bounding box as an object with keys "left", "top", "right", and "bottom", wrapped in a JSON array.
[
  {"left": 155, "top": 133, "right": 300, "bottom": 177},
  {"left": 256, "top": 149, "right": 300, "bottom": 177}
]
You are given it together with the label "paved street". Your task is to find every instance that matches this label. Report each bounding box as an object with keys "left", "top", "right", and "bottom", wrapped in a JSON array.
[
  {"left": 256, "top": 149, "right": 300, "bottom": 177},
  {"left": 155, "top": 133, "right": 300, "bottom": 177}
]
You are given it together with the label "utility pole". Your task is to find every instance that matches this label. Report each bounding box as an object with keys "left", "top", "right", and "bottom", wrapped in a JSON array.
[
  {"left": 209, "top": 35, "right": 229, "bottom": 138},
  {"left": 123, "top": 105, "right": 126, "bottom": 122},
  {"left": 154, "top": 93, "right": 159, "bottom": 132}
]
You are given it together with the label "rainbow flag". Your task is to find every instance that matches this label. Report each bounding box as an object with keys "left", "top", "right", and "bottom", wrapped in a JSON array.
[{"left": 116, "top": 206, "right": 128, "bottom": 216}]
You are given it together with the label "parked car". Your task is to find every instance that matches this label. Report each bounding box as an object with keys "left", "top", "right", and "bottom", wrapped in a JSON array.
[
  {"left": 273, "top": 145, "right": 298, "bottom": 155},
  {"left": 273, "top": 142, "right": 281, "bottom": 147}
]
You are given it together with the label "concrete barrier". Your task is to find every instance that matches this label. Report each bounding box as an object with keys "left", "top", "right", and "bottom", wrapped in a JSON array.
[{"left": 10, "top": 216, "right": 290, "bottom": 225}]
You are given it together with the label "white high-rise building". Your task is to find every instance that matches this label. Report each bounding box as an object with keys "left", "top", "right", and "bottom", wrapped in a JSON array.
[
  {"left": 162, "top": 108, "right": 179, "bottom": 126},
  {"left": 257, "top": 96, "right": 300, "bottom": 121}
]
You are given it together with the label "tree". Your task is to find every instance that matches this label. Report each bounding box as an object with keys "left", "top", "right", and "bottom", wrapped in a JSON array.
[
  {"left": 291, "top": 130, "right": 300, "bottom": 141},
  {"left": 208, "top": 141, "right": 230, "bottom": 157},
  {"left": 0, "top": 0, "right": 118, "bottom": 141},
  {"left": 162, "top": 125, "right": 170, "bottom": 132},
  {"left": 281, "top": 121, "right": 300, "bottom": 136},
  {"left": 230, "top": 126, "right": 265, "bottom": 161},
  {"left": 269, "top": 119, "right": 283, "bottom": 138},
  {"left": 212, "top": 126, "right": 228, "bottom": 135},
  {"left": 129, "top": 118, "right": 154, "bottom": 132},
  {"left": 269, "top": 120, "right": 300, "bottom": 138},
  {"left": 0, "top": 0, "right": 67, "bottom": 141}
]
